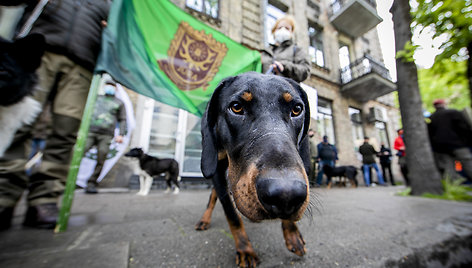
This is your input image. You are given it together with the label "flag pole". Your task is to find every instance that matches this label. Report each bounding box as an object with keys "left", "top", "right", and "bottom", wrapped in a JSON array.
[{"left": 55, "top": 73, "right": 102, "bottom": 233}]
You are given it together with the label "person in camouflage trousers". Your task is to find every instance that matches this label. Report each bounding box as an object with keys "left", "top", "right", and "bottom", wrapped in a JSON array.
[{"left": 84, "top": 81, "right": 126, "bottom": 194}]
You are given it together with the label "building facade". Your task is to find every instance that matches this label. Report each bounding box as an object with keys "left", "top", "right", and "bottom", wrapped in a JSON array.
[{"left": 125, "top": 0, "right": 402, "bottom": 183}]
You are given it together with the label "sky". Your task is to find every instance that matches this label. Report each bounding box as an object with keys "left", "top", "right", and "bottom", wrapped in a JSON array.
[{"left": 375, "top": 0, "right": 445, "bottom": 81}]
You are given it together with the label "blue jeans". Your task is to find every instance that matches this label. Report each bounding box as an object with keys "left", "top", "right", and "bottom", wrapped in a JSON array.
[
  {"left": 316, "top": 160, "right": 335, "bottom": 185},
  {"left": 363, "top": 163, "right": 385, "bottom": 186}
]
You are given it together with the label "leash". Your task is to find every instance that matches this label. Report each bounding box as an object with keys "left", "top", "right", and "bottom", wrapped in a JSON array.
[{"left": 17, "top": 0, "right": 49, "bottom": 39}]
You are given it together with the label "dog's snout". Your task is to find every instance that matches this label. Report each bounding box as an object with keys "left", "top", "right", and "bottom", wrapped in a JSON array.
[{"left": 256, "top": 173, "right": 307, "bottom": 219}]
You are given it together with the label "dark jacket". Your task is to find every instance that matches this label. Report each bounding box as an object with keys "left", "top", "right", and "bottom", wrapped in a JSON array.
[
  {"left": 428, "top": 107, "right": 472, "bottom": 153},
  {"left": 378, "top": 146, "right": 392, "bottom": 164},
  {"left": 9, "top": 0, "right": 110, "bottom": 71},
  {"left": 359, "top": 142, "right": 378, "bottom": 164},
  {"left": 261, "top": 40, "right": 310, "bottom": 83},
  {"left": 316, "top": 142, "right": 338, "bottom": 161},
  {"left": 89, "top": 94, "right": 126, "bottom": 136}
]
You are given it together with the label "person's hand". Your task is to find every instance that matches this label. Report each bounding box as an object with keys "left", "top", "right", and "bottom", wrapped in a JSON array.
[
  {"left": 101, "top": 20, "right": 107, "bottom": 27},
  {"left": 272, "top": 61, "right": 284, "bottom": 74},
  {"left": 115, "top": 135, "right": 124, "bottom": 143}
]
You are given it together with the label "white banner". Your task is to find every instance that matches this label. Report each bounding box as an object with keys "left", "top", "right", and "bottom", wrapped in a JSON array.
[{"left": 76, "top": 83, "right": 135, "bottom": 187}]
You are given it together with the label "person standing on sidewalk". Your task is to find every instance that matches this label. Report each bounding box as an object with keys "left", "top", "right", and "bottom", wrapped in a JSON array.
[
  {"left": 428, "top": 99, "right": 472, "bottom": 180},
  {"left": 307, "top": 129, "right": 318, "bottom": 186},
  {"left": 0, "top": 0, "right": 110, "bottom": 230},
  {"left": 379, "top": 143, "right": 395, "bottom": 185},
  {"left": 315, "top": 135, "right": 338, "bottom": 187},
  {"left": 83, "top": 81, "right": 126, "bottom": 194},
  {"left": 394, "top": 129, "right": 409, "bottom": 186},
  {"left": 359, "top": 137, "right": 386, "bottom": 187}
]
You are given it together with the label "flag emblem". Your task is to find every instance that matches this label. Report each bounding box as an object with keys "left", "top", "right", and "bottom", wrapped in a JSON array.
[{"left": 158, "top": 22, "right": 228, "bottom": 91}]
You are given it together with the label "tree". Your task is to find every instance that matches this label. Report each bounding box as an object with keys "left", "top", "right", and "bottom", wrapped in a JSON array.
[
  {"left": 391, "top": 0, "right": 443, "bottom": 195},
  {"left": 418, "top": 60, "right": 470, "bottom": 113},
  {"left": 412, "top": 0, "right": 472, "bottom": 107}
]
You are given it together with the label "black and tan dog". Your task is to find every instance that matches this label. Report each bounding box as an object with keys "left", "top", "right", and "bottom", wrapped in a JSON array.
[
  {"left": 195, "top": 72, "right": 311, "bottom": 267},
  {"left": 125, "top": 148, "right": 180, "bottom": 195},
  {"left": 323, "top": 165, "right": 358, "bottom": 189}
]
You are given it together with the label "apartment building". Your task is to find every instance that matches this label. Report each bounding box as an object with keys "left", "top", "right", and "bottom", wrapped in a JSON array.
[{"left": 125, "top": 0, "right": 401, "bottom": 182}]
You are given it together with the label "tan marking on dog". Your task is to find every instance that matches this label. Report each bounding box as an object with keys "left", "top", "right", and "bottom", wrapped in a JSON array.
[
  {"left": 283, "top": 92, "right": 293, "bottom": 102},
  {"left": 195, "top": 188, "right": 218, "bottom": 230},
  {"left": 242, "top": 92, "right": 253, "bottom": 102},
  {"left": 226, "top": 213, "right": 259, "bottom": 266},
  {"left": 218, "top": 151, "right": 227, "bottom": 160}
]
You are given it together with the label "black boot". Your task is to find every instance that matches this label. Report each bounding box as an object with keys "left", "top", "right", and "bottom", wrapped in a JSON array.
[
  {"left": 0, "top": 206, "right": 14, "bottom": 231},
  {"left": 85, "top": 183, "right": 98, "bottom": 194},
  {"left": 23, "top": 203, "right": 58, "bottom": 229}
]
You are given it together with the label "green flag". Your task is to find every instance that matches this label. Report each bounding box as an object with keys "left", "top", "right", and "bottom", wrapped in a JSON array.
[{"left": 95, "top": 0, "right": 262, "bottom": 116}]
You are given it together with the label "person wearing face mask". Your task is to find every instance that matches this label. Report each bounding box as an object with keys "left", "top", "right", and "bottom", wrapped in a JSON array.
[
  {"left": 261, "top": 15, "right": 310, "bottom": 83},
  {"left": 82, "top": 81, "right": 126, "bottom": 194}
]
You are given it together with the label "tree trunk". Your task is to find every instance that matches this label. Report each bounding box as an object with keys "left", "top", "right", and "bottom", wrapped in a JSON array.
[{"left": 391, "top": 0, "right": 443, "bottom": 195}]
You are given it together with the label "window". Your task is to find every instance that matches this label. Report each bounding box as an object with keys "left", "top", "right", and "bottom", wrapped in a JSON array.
[
  {"left": 349, "top": 107, "right": 363, "bottom": 149},
  {"left": 316, "top": 98, "right": 335, "bottom": 145},
  {"left": 308, "top": 24, "right": 324, "bottom": 67},
  {"left": 339, "top": 43, "right": 352, "bottom": 83},
  {"left": 265, "top": 3, "right": 285, "bottom": 45},
  {"left": 186, "top": 0, "right": 219, "bottom": 19},
  {"left": 149, "top": 103, "right": 180, "bottom": 159},
  {"left": 375, "top": 122, "right": 389, "bottom": 146}
]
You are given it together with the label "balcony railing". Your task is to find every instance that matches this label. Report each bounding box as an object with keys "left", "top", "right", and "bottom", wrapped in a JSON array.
[
  {"left": 339, "top": 55, "right": 396, "bottom": 102},
  {"left": 340, "top": 54, "right": 391, "bottom": 85},
  {"left": 329, "top": 0, "right": 377, "bottom": 16},
  {"left": 328, "top": 0, "right": 382, "bottom": 38}
]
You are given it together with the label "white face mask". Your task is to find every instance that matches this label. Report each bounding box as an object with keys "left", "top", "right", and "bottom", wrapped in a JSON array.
[{"left": 274, "top": 28, "right": 292, "bottom": 44}]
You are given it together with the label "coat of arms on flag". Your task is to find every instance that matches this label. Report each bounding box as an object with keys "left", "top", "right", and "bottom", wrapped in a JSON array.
[{"left": 157, "top": 21, "right": 228, "bottom": 91}]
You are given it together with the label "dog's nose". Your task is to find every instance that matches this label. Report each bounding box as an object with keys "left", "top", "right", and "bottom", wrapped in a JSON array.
[{"left": 256, "top": 172, "right": 307, "bottom": 219}]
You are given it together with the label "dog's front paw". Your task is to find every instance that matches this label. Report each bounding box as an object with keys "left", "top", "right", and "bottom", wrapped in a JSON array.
[
  {"left": 235, "top": 248, "right": 259, "bottom": 268},
  {"left": 195, "top": 220, "right": 210, "bottom": 231},
  {"left": 282, "top": 220, "right": 306, "bottom": 256}
]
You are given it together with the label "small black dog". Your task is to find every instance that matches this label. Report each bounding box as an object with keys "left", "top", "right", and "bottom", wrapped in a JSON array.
[
  {"left": 323, "top": 165, "right": 358, "bottom": 188},
  {"left": 125, "top": 148, "right": 180, "bottom": 195}
]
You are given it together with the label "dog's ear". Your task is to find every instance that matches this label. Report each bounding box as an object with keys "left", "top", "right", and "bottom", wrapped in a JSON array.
[
  {"left": 283, "top": 78, "right": 311, "bottom": 173},
  {"left": 201, "top": 76, "right": 237, "bottom": 178}
]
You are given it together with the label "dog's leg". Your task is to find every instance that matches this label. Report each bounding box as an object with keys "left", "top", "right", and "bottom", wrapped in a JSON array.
[
  {"left": 281, "top": 220, "right": 306, "bottom": 256},
  {"left": 172, "top": 174, "right": 180, "bottom": 194},
  {"left": 137, "top": 173, "right": 145, "bottom": 195},
  {"left": 164, "top": 175, "right": 172, "bottom": 194},
  {"left": 142, "top": 174, "right": 153, "bottom": 196},
  {"left": 195, "top": 188, "right": 218, "bottom": 231},
  {"left": 214, "top": 165, "right": 259, "bottom": 267}
]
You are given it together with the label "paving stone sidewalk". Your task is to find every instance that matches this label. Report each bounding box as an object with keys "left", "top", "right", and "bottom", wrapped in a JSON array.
[{"left": 1, "top": 186, "right": 471, "bottom": 268}]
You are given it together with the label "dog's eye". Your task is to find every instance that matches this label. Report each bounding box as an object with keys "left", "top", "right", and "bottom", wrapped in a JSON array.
[
  {"left": 230, "top": 102, "right": 244, "bottom": 114},
  {"left": 291, "top": 104, "right": 303, "bottom": 117}
]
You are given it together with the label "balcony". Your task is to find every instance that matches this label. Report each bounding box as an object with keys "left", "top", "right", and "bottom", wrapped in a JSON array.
[
  {"left": 340, "top": 55, "right": 396, "bottom": 102},
  {"left": 329, "top": 0, "right": 382, "bottom": 38}
]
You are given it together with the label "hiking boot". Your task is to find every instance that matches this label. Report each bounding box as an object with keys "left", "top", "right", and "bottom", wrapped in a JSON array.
[
  {"left": 85, "top": 183, "right": 98, "bottom": 194},
  {"left": 23, "top": 203, "right": 58, "bottom": 229},
  {"left": 0, "top": 206, "right": 14, "bottom": 231}
]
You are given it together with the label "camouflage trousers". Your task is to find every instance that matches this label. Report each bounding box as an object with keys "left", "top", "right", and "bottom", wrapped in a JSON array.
[
  {"left": 83, "top": 133, "right": 113, "bottom": 186},
  {"left": 0, "top": 52, "right": 92, "bottom": 207}
]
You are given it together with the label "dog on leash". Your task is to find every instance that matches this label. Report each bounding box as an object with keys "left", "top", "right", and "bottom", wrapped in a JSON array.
[
  {"left": 322, "top": 165, "right": 358, "bottom": 189},
  {"left": 195, "top": 72, "right": 311, "bottom": 267},
  {"left": 125, "top": 148, "right": 180, "bottom": 195},
  {"left": 0, "top": 34, "right": 45, "bottom": 156}
]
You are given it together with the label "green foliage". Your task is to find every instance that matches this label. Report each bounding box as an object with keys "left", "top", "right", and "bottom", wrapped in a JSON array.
[
  {"left": 396, "top": 178, "right": 472, "bottom": 202},
  {"left": 418, "top": 60, "right": 470, "bottom": 112},
  {"left": 396, "top": 41, "right": 419, "bottom": 62},
  {"left": 412, "top": 0, "right": 472, "bottom": 62},
  {"left": 396, "top": 187, "right": 412, "bottom": 196},
  {"left": 422, "top": 178, "right": 472, "bottom": 202}
]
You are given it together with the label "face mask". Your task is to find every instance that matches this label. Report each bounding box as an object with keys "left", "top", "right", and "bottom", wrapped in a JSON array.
[
  {"left": 274, "top": 28, "right": 292, "bottom": 44},
  {"left": 104, "top": 85, "right": 116, "bottom": 95}
]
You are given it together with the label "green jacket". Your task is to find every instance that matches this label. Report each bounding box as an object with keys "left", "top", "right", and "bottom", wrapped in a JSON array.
[
  {"left": 359, "top": 142, "right": 378, "bottom": 164},
  {"left": 261, "top": 40, "right": 310, "bottom": 83},
  {"left": 89, "top": 94, "right": 126, "bottom": 136}
]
